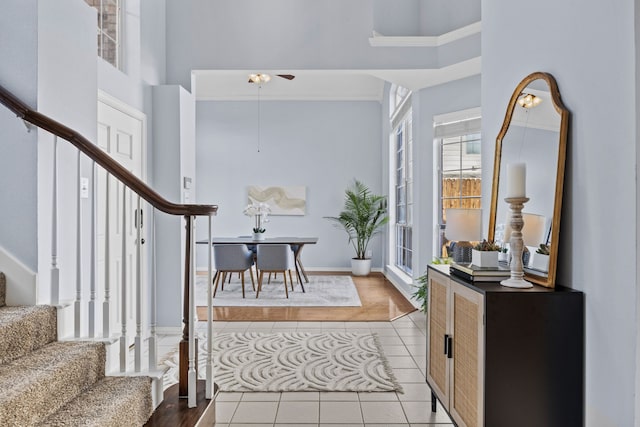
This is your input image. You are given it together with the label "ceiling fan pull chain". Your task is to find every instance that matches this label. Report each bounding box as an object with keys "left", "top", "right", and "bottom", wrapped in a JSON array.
[{"left": 257, "top": 84, "right": 261, "bottom": 153}]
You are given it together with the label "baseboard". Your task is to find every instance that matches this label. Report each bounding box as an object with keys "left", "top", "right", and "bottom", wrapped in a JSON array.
[
  {"left": 0, "top": 244, "right": 37, "bottom": 305},
  {"left": 384, "top": 265, "right": 420, "bottom": 309},
  {"left": 156, "top": 326, "right": 182, "bottom": 335}
]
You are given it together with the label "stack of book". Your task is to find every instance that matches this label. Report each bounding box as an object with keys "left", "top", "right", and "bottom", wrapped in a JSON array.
[{"left": 450, "top": 262, "right": 511, "bottom": 282}]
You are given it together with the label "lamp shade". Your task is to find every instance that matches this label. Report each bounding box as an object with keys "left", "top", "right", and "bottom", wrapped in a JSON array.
[
  {"left": 445, "top": 208, "right": 482, "bottom": 242},
  {"left": 504, "top": 212, "right": 546, "bottom": 246}
]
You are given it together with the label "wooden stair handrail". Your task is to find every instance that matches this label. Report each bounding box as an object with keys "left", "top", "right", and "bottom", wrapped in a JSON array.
[{"left": 0, "top": 84, "right": 217, "bottom": 217}]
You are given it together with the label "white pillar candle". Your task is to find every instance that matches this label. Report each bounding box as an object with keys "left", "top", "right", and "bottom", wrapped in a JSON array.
[{"left": 506, "top": 162, "right": 526, "bottom": 198}]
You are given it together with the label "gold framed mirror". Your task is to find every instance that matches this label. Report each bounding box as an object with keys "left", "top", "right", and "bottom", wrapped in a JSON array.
[{"left": 488, "top": 72, "right": 569, "bottom": 288}]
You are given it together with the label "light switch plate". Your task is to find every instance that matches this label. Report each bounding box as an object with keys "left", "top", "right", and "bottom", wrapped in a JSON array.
[{"left": 80, "top": 177, "right": 89, "bottom": 199}]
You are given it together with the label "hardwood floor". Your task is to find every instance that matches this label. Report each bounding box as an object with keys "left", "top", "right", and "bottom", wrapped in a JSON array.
[
  {"left": 196, "top": 272, "right": 417, "bottom": 322},
  {"left": 144, "top": 381, "right": 214, "bottom": 427}
]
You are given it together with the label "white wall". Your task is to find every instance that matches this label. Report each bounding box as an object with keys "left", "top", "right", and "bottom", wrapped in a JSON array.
[
  {"left": 140, "top": 0, "right": 167, "bottom": 86},
  {"left": 36, "top": 0, "right": 97, "bottom": 304},
  {"left": 482, "top": 1, "right": 636, "bottom": 425},
  {"left": 0, "top": 0, "right": 98, "bottom": 307},
  {"left": 194, "top": 100, "right": 383, "bottom": 270},
  {"left": 153, "top": 85, "right": 196, "bottom": 327},
  {"left": 0, "top": 1, "right": 39, "bottom": 271},
  {"left": 373, "top": 0, "right": 480, "bottom": 37}
]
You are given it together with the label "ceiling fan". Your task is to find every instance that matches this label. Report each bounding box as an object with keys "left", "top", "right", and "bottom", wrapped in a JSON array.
[{"left": 248, "top": 73, "right": 295, "bottom": 84}]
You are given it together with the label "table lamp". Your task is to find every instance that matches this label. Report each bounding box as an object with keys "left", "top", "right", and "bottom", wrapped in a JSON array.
[
  {"left": 504, "top": 212, "right": 547, "bottom": 247},
  {"left": 445, "top": 208, "right": 482, "bottom": 263}
]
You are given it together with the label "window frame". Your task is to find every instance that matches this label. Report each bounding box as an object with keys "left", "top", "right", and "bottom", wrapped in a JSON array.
[
  {"left": 434, "top": 110, "right": 482, "bottom": 258},
  {"left": 390, "top": 85, "right": 413, "bottom": 276},
  {"left": 85, "top": 0, "right": 123, "bottom": 70}
]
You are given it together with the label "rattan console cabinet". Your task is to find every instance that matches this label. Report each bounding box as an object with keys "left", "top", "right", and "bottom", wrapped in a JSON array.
[{"left": 425, "top": 265, "right": 583, "bottom": 427}]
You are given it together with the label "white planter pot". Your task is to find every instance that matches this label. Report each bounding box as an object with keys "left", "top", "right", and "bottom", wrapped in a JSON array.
[
  {"left": 471, "top": 249, "right": 499, "bottom": 268},
  {"left": 351, "top": 258, "right": 372, "bottom": 276},
  {"left": 528, "top": 252, "right": 549, "bottom": 272},
  {"left": 252, "top": 232, "right": 265, "bottom": 241}
]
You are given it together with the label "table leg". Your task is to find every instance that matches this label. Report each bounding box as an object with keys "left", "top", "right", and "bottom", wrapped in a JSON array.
[
  {"left": 294, "top": 263, "right": 305, "bottom": 292},
  {"left": 293, "top": 244, "right": 309, "bottom": 283},
  {"left": 431, "top": 390, "right": 437, "bottom": 412}
]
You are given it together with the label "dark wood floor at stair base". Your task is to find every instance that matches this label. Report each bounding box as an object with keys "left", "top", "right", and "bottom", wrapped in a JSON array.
[
  {"left": 144, "top": 380, "right": 214, "bottom": 427},
  {"left": 196, "top": 272, "right": 416, "bottom": 322}
]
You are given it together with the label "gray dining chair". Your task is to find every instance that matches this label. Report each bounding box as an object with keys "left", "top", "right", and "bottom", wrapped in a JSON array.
[
  {"left": 213, "top": 244, "right": 255, "bottom": 298},
  {"left": 255, "top": 244, "right": 298, "bottom": 298}
]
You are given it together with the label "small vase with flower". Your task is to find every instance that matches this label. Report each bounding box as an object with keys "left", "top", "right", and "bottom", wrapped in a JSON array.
[{"left": 243, "top": 202, "right": 271, "bottom": 241}]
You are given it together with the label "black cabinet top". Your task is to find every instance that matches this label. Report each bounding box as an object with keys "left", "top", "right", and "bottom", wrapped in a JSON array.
[{"left": 427, "top": 264, "right": 582, "bottom": 295}]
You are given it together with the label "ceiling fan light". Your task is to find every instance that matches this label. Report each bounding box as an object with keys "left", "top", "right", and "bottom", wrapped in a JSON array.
[
  {"left": 262, "top": 74, "right": 271, "bottom": 83},
  {"left": 517, "top": 93, "right": 542, "bottom": 108}
]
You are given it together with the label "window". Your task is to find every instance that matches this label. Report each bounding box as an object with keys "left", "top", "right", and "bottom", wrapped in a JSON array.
[
  {"left": 466, "top": 138, "right": 481, "bottom": 155},
  {"left": 390, "top": 85, "right": 413, "bottom": 275},
  {"left": 85, "top": 0, "right": 122, "bottom": 69},
  {"left": 434, "top": 111, "right": 482, "bottom": 257}
]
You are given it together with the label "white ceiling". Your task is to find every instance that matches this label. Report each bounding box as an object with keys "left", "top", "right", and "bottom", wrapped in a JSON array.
[{"left": 192, "top": 57, "right": 481, "bottom": 102}]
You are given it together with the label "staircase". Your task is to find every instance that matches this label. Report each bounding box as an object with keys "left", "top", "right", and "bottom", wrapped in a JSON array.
[{"left": 0, "top": 273, "right": 154, "bottom": 426}]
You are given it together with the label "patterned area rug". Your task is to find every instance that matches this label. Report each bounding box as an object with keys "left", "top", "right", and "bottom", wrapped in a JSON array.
[
  {"left": 161, "top": 332, "right": 402, "bottom": 393},
  {"left": 195, "top": 274, "right": 362, "bottom": 307}
]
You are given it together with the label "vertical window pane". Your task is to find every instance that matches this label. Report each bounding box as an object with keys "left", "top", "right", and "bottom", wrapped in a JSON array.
[
  {"left": 436, "top": 125, "right": 482, "bottom": 257},
  {"left": 391, "top": 86, "right": 413, "bottom": 274},
  {"left": 85, "top": 0, "right": 121, "bottom": 69}
]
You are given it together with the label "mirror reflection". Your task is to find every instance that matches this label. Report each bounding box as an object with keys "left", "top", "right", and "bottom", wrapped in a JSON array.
[{"left": 489, "top": 72, "right": 569, "bottom": 288}]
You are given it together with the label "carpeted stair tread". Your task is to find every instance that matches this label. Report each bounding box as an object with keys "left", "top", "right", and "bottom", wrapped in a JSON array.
[
  {"left": 0, "top": 305, "right": 57, "bottom": 365},
  {"left": 41, "top": 375, "right": 153, "bottom": 427},
  {"left": 0, "top": 272, "right": 5, "bottom": 307},
  {"left": 0, "top": 341, "right": 105, "bottom": 426}
]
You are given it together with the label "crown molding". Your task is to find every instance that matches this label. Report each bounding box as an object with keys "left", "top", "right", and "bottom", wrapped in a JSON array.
[{"left": 369, "top": 21, "right": 481, "bottom": 47}]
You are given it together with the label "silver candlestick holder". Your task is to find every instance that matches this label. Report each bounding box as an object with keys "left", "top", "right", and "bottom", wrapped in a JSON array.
[{"left": 501, "top": 196, "right": 533, "bottom": 289}]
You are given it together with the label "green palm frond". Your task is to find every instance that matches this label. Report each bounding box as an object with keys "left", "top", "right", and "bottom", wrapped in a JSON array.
[{"left": 324, "top": 179, "right": 389, "bottom": 259}]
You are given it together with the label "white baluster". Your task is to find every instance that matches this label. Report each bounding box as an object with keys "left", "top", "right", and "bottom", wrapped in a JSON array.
[
  {"left": 103, "top": 172, "right": 111, "bottom": 338},
  {"left": 120, "top": 184, "right": 128, "bottom": 373},
  {"left": 89, "top": 161, "right": 96, "bottom": 338},
  {"left": 75, "top": 150, "right": 82, "bottom": 337},
  {"left": 51, "top": 136, "right": 59, "bottom": 306},
  {"left": 148, "top": 207, "right": 157, "bottom": 372},
  {"left": 135, "top": 196, "right": 142, "bottom": 372},
  {"left": 188, "top": 215, "right": 197, "bottom": 408},
  {"left": 206, "top": 215, "right": 214, "bottom": 399}
]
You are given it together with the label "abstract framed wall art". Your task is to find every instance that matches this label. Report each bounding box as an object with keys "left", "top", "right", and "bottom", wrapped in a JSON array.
[{"left": 247, "top": 185, "right": 306, "bottom": 215}]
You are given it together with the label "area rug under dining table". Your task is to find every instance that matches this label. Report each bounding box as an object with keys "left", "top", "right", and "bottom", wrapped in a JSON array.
[
  {"left": 195, "top": 274, "right": 362, "bottom": 307},
  {"left": 161, "top": 331, "right": 402, "bottom": 393}
]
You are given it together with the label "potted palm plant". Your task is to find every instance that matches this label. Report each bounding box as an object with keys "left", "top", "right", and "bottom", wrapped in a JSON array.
[{"left": 325, "top": 179, "right": 389, "bottom": 275}]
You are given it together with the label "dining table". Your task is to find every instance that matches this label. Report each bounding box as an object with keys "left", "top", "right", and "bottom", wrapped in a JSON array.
[{"left": 196, "top": 236, "right": 318, "bottom": 285}]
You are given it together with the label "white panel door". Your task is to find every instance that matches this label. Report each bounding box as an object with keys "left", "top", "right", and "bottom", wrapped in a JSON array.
[{"left": 96, "top": 98, "right": 145, "bottom": 342}]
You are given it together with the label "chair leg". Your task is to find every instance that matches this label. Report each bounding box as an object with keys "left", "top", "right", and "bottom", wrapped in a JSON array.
[
  {"left": 268, "top": 272, "right": 272, "bottom": 284},
  {"left": 221, "top": 272, "right": 226, "bottom": 290},
  {"left": 256, "top": 271, "right": 264, "bottom": 298},
  {"left": 213, "top": 271, "right": 222, "bottom": 298},
  {"left": 241, "top": 272, "right": 246, "bottom": 298},
  {"left": 288, "top": 270, "right": 294, "bottom": 291},
  {"left": 283, "top": 270, "right": 289, "bottom": 298},
  {"left": 249, "top": 267, "right": 256, "bottom": 291}
]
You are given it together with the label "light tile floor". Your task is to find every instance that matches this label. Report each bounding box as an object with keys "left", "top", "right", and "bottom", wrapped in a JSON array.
[{"left": 157, "top": 310, "right": 454, "bottom": 426}]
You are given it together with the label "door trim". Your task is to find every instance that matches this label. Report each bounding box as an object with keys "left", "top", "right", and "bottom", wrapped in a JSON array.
[{"left": 97, "top": 90, "right": 147, "bottom": 183}]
